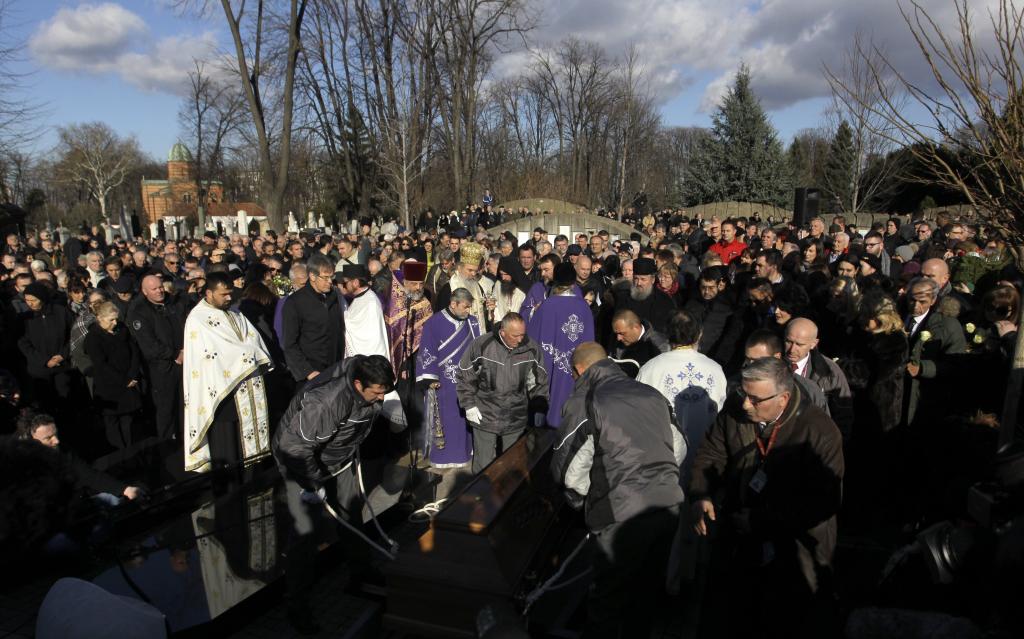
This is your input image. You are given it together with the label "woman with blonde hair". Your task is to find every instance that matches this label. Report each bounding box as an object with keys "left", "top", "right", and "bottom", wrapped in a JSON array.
[
  {"left": 842, "top": 292, "right": 909, "bottom": 435},
  {"left": 84, "top": 301, "right": 143, "bottom": 449},
  {"left": 842, "top": 292, "right": 910, "bottom": 525}
]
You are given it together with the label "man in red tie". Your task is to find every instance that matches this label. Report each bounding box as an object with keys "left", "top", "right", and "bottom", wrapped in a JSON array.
[{"left": 784, "top": 318, "right": 854, "bottom": 441}]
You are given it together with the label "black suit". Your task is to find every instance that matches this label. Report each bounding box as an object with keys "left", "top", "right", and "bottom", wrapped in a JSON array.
[
  {"left": 127, "top": 294, "right": 188, "bottom": 440},
  {"left": 280, "top": 284, "right": 346, "bottom": 382}
]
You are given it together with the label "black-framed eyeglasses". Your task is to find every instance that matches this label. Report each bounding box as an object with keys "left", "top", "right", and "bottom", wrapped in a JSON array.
[{"left": 736, "top": 389, "right": 781, "bottom": 406}]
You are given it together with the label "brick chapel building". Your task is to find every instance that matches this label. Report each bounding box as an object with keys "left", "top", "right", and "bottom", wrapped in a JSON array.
[{"left": 141, "top": 142, "right": 265, "bottom": 225}]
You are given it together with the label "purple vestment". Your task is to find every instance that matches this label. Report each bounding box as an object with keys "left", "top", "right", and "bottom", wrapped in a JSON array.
[
  {"left": 520, "top": 282, "right": 583, "bottom": 322},
  {"left": 527, "top": 293, "right": 595, "bottom": 427},
  {"left": 416, "top": 310, "right": 482, "bottom": 467},
  {"left": 385, "top": 272, "right": 433, "bottom": 374}
]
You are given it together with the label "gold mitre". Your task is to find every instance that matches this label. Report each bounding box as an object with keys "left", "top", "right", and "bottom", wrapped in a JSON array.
[{"left": 459, "top": 241, "right": 486, "bottom": 266}]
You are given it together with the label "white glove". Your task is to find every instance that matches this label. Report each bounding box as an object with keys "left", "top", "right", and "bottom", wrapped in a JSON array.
[
  {"left": 465, "top": 406, "right": 483, "bottom": 424},
  {"left": 300, "top": 487, "right": 325, "bottom": 504}
]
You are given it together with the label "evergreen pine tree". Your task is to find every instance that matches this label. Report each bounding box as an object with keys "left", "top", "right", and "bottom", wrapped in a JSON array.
[
  {"left": 683, "top": 64, "right": 791, "bottom": 207},
  {"left": 823, "top": 120, "right": 856, "bottom": 213}
]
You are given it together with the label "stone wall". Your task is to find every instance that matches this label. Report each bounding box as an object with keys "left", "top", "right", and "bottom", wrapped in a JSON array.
[
  {"left": 488, "top": 212, "right": 648, "bottom": 244},
  {"left": 497, "top": 198, "right": 588, "bottom": 215}
]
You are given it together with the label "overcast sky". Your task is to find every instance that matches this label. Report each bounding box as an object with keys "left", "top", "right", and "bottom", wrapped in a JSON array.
[{"left": 11, "top": 0, "right": 995, "bottom": 160}]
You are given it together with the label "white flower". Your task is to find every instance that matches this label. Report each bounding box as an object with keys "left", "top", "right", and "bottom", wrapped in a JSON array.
[
  {"left": 974, "top": 334, "right": 984, "bottom": 344},
  {"left": 965, "top": 322, "right": 976, "bottom": 334},
  {"left": 919, "top": 330, "right": 933, "bottom": 342}
]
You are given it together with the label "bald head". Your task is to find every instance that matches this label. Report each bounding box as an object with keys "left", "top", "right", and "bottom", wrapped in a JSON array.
[
  {"left": 572, "top": 342, "right": 606, "bottom": 377},
  {"left": 784, "top": 318, "right": 819, "bottom": 365},
  {"left": 921, "top": 258, "right": 950, "bottom": 288},
  {"left": 141, "top": 274, "right": 165, "bottom": 304},
  {"left": 611, "top": 309, "right": 644, "bottom": 346}
]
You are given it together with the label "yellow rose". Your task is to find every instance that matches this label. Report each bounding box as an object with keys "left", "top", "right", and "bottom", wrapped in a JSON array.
[
  {"left": 965, "top": 322, "right": 976, "bottom": 334},
  {"left": 919, "top": 330, "right": 933, "bottom": 342}
]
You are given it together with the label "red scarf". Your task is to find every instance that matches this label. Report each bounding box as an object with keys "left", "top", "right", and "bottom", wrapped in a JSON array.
[{"left": 658, "top": 280, "right": 679, "bottom": 297}]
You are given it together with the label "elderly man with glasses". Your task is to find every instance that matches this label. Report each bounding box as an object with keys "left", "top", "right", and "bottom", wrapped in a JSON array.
[{"left": 689, "top": 356, "right": 843, "bottom": 638}]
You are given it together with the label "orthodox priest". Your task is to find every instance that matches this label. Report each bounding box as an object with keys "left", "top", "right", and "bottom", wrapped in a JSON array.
[
  {"left": 338, "top": 263, "right": 406, "bottom": 427},
  {"left": 433, "top": 241, "right": 487, "bottom": 322},
  {"left": 183, "top": 271, "right": 273, "bottom": 473},
  {"left": 527, "top": 263, "right": 595, "bottom": 427},
  {"left": 609, "top": 257, "right": 676, "bottom": 336},
  {"left": 385, "top": 260, "right": 433, "bottom": 377},
  {"left": 416, "top": 288, "right": 481, "bottom": 469},
  {"left": 520, "top": 254, "right": 560, "bottom": 322},
  {"left": 386, "top": 260, "right": 433, "bottom": 443}
]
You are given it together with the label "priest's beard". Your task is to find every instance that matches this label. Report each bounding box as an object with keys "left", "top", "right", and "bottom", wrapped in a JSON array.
[
  {"left": 500, "top": 279, "right": 516, "bottom": 296},
  {"left": 406, "top": 288, "right": 425, "bottom": 301},
  {"left": 630, "top": 284, "right": 652, "bottom": 301}
]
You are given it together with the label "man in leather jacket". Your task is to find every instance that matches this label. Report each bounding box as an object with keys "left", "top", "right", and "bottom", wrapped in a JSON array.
[{"left": 272, "top": 354, "right": 394, "bottom": 634}]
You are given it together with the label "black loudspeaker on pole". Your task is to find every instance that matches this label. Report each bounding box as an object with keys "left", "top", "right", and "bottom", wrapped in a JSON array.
[{"left": 793, "top": 188, "right": 821, "bottom": 227}]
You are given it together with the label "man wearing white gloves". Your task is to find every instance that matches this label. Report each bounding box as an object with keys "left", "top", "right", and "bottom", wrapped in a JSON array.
[{"left": 456, "top": 312, "right": 548, "bottom": 473}]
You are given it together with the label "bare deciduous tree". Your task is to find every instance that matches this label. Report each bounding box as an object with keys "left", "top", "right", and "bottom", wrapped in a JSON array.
[
  {"left": 834, "top": 0, "right": 1024, "bottom": 442},
  {"left": 174, "top": 0, "right": 309, "bottom": 231},
  {"left": 55, "top": 122, "right": 143, "bottom": 222},
  {"left": 420, "top": 0, "right": 532, "bottom": 206},
  {"left": 179, "top": 60, "right": 245, "bottom": 227},
  {"left": 824, "top": 31, "right": 908, "bottom": 214}
]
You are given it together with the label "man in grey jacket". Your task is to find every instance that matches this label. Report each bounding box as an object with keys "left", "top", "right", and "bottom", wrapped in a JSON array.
[
  {"left": 456, "top": 311, "right": 548, "bottom": 473},
  {"left": 551, "top": 342, "right": 684, "bottom": 639}
]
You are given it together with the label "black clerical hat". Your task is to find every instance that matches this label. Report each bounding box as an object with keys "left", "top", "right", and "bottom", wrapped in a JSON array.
[
  {"left": 339, "top": 263, "right": 369, "bottom": 280},
  {"left": 633, "top": 257, "right": 657, "bottom": 276}
]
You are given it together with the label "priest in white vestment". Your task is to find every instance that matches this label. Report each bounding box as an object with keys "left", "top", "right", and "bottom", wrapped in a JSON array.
[
  {"left": 183, "top": 272, "right": 273, "bottom": 473},
  {"left": 337, "top": 264, "right": 406, "bottom": 427},
  {"left": 433, "top": 242, "right": 487, "bottom": 323}
]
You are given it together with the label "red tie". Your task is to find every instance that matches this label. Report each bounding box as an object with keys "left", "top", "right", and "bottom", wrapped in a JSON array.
[{"left": 791, "top": 361, "right": 799, "bottom": 374}]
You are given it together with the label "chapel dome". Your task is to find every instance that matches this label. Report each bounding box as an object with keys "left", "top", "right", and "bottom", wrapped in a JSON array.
[{"left": 168, "top": 142, "right": 193, "bottom": 163}]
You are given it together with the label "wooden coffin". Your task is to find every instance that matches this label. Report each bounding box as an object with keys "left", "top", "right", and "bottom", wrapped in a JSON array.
[{"left": 384, "top": 428, "right": 566, "bottom": 637}]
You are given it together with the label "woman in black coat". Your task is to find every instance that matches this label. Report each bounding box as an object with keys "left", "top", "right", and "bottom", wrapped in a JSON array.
[
  {"left": 841, "top": 292, "right": 909, "bottom": 527},
  {"left": 84, "top": 301, "right": 142, "bottom": 448},
  {"left": 17, "top": 282, "right": 74, "bottom": 409}
]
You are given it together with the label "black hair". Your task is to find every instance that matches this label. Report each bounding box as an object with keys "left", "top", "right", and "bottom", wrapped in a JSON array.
[
  {"left": 746, "top": 277, "right": 773, "bottom": 294},
  {"left": 15, "top": 410, "right": 55, "bottom": 440},
  {"left": 745, "top": 328, "right": 783, "bottom": 355},
  {"left": 538, "top": 253, "right": 561, "bottom": 267},
  {"left": 0, "top": 435, "right": 76, "bottom": 563},
  {"left": 204, "top": 271, "right": 235, "bottom": 293},
  {"left": 667, "top": 309, "right": 702, "bottom": 347},
  {"left": 758, "top": 248, "right": 783, "bottom": 269},
  {"left": 353, "top": 355, "right": 395, "bottom": 391}
]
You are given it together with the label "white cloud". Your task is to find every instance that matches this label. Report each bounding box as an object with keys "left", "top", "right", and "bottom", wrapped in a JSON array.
[
  {"left": 523, "top": 0, "right": 1005, "bottom": 115},
  {"left": 30, "top": 3, "right": 145, "bottom": 69},
  {"left": 30, "top": 3, "right": 219, "bottom": 95}
]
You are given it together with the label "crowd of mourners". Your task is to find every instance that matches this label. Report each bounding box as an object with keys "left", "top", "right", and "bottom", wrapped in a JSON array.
[{"left": 1, "top": 202, "right": 1020, "bottom": 638}]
